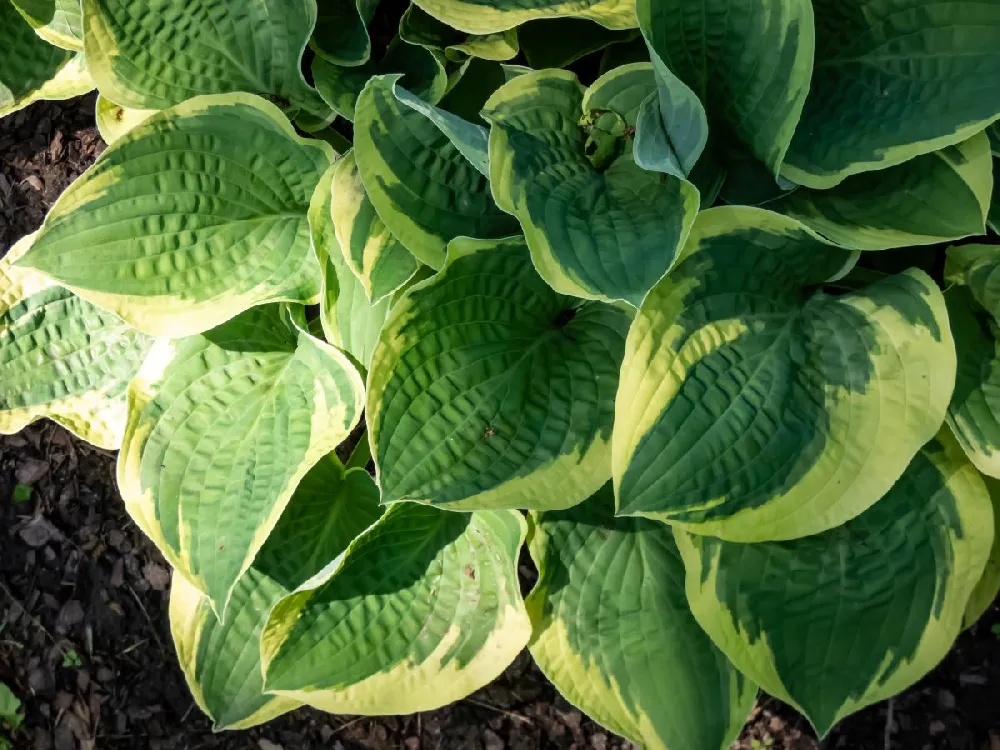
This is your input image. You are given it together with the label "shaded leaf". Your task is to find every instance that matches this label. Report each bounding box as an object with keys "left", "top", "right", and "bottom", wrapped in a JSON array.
[
  {"left": 367, "top": 236, "right": 629, "bottom": 510},
  {"left": 677, "top": 431, "right": 995, "bottom": 735},
  {"left": 614, "top": 206, "right": 955, "bottom": 541},
  {"left": 528, "top": 484, "right": 755, "bottom": 749}
]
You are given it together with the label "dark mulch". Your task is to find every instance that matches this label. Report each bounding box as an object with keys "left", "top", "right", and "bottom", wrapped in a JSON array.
[{"left": 0, "top": 95, "right": 998, "bottom": 750}]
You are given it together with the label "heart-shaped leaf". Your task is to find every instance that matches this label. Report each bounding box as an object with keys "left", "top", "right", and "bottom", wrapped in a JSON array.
[
  {"left": 0, "top": 233, "right": 151, "bottom": 450},
  {"left": 676, "top": 430, "right": 995, "bottom": 735},
  {"left": 484, "top": 66, "right": 699, "bottom": 305},
  {"left": 773, "top": 132, "right": 993, "bottom": 250},
  {"left": 782, "top": 0, "right": 1000, "bottom": 188},
  {"left": 528, "top": 483, "right": 756, "bottom": 749},
  {"left": 260, "top": 504, "right": 530, "bottom": 713},
  {"left": 354, "top": 75, "right": 517, "bottom": 268},
  {"left": 18, "top": 94, "right": 333, "bottom": 338},
  {"left": 614, "top": 206, "right": 955, "bottom": 541},
  {"left": 170, "top": 454, "right": 382, "bottom": 730},
  {"left": 367, "top": 236, "right": 629, "bottom": 510},
  {"left": 82, "top": 0, "right": 326, "bottom": 115},
  {"left": 118, "top": 304, "right": 365, "bottom": 617}
]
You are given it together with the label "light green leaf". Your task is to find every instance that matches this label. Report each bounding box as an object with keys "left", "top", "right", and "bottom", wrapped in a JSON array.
[
  {"left": 330, "top": 152, "right": 420, "bottom": 303},
  {"left": 94, "top": 94, "right": 156, "bottom": 146},
  {"left": 312, "top": 0, "right": 380, "bottom": 66},
  {"left": 527, "top": 483, "right": 756, "bottom": 750},
  {"left": 614, "top": 206, "right": 956, "bottom": 542},
  {"left": 0, "top": 233, "right": 151, "bottom": 450},
  {"left": 11, "top": 0, "right": 82, "bottom": 50},
  {"left": 118, "top": 304, "right": 365, "bottom": 617},
  {"left": 0, "top": 682, "right": 21, "bottom": 730},
  {"left": 773, "top": 133, "right": 993, "bottom": 250},
  {"left": 676, "top": 430, "right": 995, "bottom": 736},
  {"left": 636, "top": 0, "right": 813, "bottom": 174},
  {"left": 990, "top": 156, "right": 999, "bottom": 233},
  {"left": 484, "top": 66, "right": 699, "bottom": 306},
  {"left": 988, "top": 123, "right": 1000, "bottom": 156},
  {"left": 368, "top": 235, "right": 629, "bottom": 510},
  {"left": 0, "top": 2, "right": 91, "bottom": 118},
  {"left": 518, "top": 18, "right": 634, "bottom": 69},
  {"left": 783, "top": 0, "right": 1000, "bottom": 189},
  {"left": 82, "top": 0, "right": 326, "bottom": 115},
  {"left": 312, "top": 36, "right": 447, "bottom": 122},
  {"left": 18, "top": 94, "right": 333, "bottom": 338},
  {"left": 400, "top": 5, "right": 519, "bottom": 62},
  {"left": 18, "top": 0, "right": 79, "bottom": 47},
  {"left": 411, "top": 0, "right": 636, "bottom": 35},
  {"left": 944, "top": 244, "right": 1000, "bottom": 477},
  {"left": 965, "top": 474, "right": 1000, "bottom": 627},
  {"left": 354, "top": 74, "right": 517, "bottom": 269},
  {"left": 260, "top": 504, "right": 530, "bottom": 714},
  {"left": 310, "top": 162, "right": 394, "bottom": 370},
  {"left": 170, "top": 454, "right": 382, "bottom": 730}
]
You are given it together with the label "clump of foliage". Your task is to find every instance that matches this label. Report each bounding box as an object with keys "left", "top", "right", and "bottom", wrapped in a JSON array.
[{"left": 2, "top": 0, "right": 1000, "bottom": 744}]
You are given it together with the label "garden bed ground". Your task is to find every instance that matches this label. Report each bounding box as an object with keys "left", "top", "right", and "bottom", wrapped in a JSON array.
[{"left": 0, "top": 95, "right": 998, "bottom": 750}]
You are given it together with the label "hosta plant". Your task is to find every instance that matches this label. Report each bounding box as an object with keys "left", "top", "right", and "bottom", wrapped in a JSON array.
[{"left": 2, "top": 0, "right": 1000, "bottom": 746}]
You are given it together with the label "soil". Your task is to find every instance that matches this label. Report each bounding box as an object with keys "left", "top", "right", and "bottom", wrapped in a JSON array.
[{"left": 1, "top": 95, "right": 999, "bottom": 750}]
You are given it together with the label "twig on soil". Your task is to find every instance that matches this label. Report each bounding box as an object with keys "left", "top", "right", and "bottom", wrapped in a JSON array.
[
  {"left": 117, "top": 638, "right": 148, "bottom": 657},
  {"left": 126, "top": 584, "right": 166, "bottom": 656},
  {"left": 0, "top": 578, "right": 70, "bottom": 658},
  {"left": 330, "top": 717, "right": 367, "bottom": 736},
  {"left": 883, "top": 697, "right": 895, "bottom": 750},
  {"left": 462, "top": 696, "right": 533, "bottom": 725}
]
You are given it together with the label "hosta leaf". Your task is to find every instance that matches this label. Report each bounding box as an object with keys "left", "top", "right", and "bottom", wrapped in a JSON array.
[
  {"left": 614, "top": 207, "right": 956, "bottom": 542},
  {"left": 312, "top": 37, "right": 447, "bottom": 122},
  {"left": 782, "top": 0, "right": 1000, "bottom": 189},
  {"left": 354, "top": 74, "right": 517, "bottom": 269},
  {"left": 94, "top": 94, "right": 156, "bottom": 146},
  {"left": 518, "top": 18, "right": 633, "bottom": 69},
  {"left": 400, "top": 5, "right": 519, "bottom": 62},
  {"left": 82, "top": 0, "right": 326, "bottom": 115},
  {"left": 773, "top": 133, "right": 993, "bottom": 250},
  {"left": 118, "top": 304, "right": 365, "bottom": 617},
  {"left": 367, "top": 236, "right": 629, "bottom": 510},
  {"left": 484, "top": 66, "right": 699, "bottom": 306},
  {"left": 18, "top": 94, "right": 333, "bottom": 338},
  {"left": 260, "top": 504, "right": 530, "bottom": 713},
  {"left": 310, "top": 162, "right": 394, "bottom": 369},
  {"left": 676, "top": 431, "right": 995, "bottom": 736},
  {"left": 0, "top": 233, "right": 151, "bottom": 450},
  {"left": 989, "top": 123, "right": 1000, "bottom": 156},
  {"left": 411, "top": 0, "right": 637, "bottom": 35},
  {"left": 0, "top": 3, "right": 90, "bottom": 118},
  {"left": 632, "top": 70, "right": 707, "bottom": 179},
  {"left": 11, "top": 0, "right": 82, "bottom": 50},
  {"left": 527, "top": 484, "right": 756, "bottom": 750},
  {"left": 312, "top": 0, "right": 380, "bottom": 66},
  {"left": 991, "top": 155, "right": 1000, "bottom": 233},
  {"left": 965, "top": 474, "right": 1000, "bottom": 628},
  {"left": 636, "top": 0, "right": 813, "bottom": 174},
  {"left": 944, "top": 244, "right": 1000, "bottom": 477},
  {"left": 170, "top": 454, "right": 381, "bottom": 730},
  {"left": 331, "top": 152, "right": 420, "bottom": 304}
]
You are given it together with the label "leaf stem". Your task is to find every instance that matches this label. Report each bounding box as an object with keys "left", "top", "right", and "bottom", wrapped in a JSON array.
[{"left": 346, "top": 428, "right": 373, "bottom": 470}]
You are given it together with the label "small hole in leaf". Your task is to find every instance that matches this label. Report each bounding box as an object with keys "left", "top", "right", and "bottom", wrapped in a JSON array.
[{"left": 553, "top": 309, "right": 576, "bottom": 328}]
